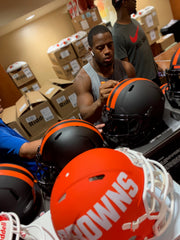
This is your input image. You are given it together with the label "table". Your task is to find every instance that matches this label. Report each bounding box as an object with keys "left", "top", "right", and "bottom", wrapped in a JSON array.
[{"left": 155, "top": 42, "right": 180, "bottom": 71}]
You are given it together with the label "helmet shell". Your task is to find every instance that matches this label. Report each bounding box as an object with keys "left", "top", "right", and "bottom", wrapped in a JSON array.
[
  {"left": 39, "top": 119, "right": 104, "bottom": 171},
  {"left": 103, "top": 78, "right": 165, "bottom": 147},
  {"left": 0, "top": 163, "right": 39, "bottom": 224}
]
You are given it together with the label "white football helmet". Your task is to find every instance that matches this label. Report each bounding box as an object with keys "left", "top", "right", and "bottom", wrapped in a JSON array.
[{"left": 0, "top": 211, "right": 55, "bottom": 240}]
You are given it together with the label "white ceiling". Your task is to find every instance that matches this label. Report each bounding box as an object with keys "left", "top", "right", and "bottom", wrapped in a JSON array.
[{"left": 0, "top": 0, "right": 67, "bottom": 37}]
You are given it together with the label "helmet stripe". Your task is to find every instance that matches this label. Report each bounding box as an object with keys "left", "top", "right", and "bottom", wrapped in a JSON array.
[
  {"left": 106, "top": 78, "right": 130, "bottom": 109},
  {"left": 0, "top": 170, "right": 34, "bottom": 187},
  {"left": 40, "top": 119, "right": 104, "bottom": 153},
  {"left": 172, "top": 47, "right": 180, "bottom": 67},
  {"left": 160, "top": 83, "right": 168, "bottom": 94},
  {"left": 0, "top": 163, "right": 34, "bottom": 180},
  {"left": 108, "top": 78, "right": 151, "bottom": 109}
]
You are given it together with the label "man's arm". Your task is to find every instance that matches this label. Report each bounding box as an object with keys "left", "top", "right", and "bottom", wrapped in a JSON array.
[
  {"left": 121, "top": 59, "right": 136, "bottom": 78},
  {"left": 19, "top": 139, "right": 42, "bottom": 159},
  {"left": 74, "top": 69, "right": 117, "bottom": 123}
]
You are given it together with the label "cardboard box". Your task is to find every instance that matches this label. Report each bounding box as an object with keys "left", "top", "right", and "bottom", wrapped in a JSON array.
[
  {"left": 145, "top": 27, "right": 160, "bottom": 45},
  {"left": 63, "top": 108, "right": 81, "bottom": 120},
  {"left": 138, "top": 6, "right": 159, "bottom": 33},
  {"left": 85, "top": 7, "right": 102, "bottom": 29},
  {"left": 7, "top": 61, "right": 36, "bottom": 87},
  {"left": 39, "top": 83, "right": 78, "bottom": 119},
  {"left": 78, "top": 53, "right": 92, "bottom": 67},
  {"left": 52, "top": 59, "right": 81, "bottom": 80},
  {"left": 156, "top": 33, "right": 175, "bottom": 51},
  {"left": 16, "top": 91, "right": 59, "bottom": 137},
  {"left": 1, "top": 105, "right": 30, "bottom": 140},
  {"left": 19, "top": 79, "right": 41, "bottom": 94},
  {"left": 71, "top": 13, "right": 90, "bottom": 32},
  {"left": 47, "top": 42, "right": 77, "bottom": 66},
  {"left": 71, "top": 31, "right": 89, "bottom": 57}
]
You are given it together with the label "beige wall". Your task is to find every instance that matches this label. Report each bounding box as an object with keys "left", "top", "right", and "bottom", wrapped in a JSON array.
[
  {"left": 136, "top": 0, "right": 174, "bottom": 30},
  {"left": 0, "top": 5, "right": 75, "bottom": 87},
  {"left": 96, "top": 0, "right": 174, "bottom": 30},
  {"left": 0, "top": 1, "right": 174, "bottom": 87}
]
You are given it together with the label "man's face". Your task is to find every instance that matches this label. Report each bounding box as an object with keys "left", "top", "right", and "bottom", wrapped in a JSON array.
[
  {"left": 92, "top": 32, "right": 114, "bottom": 67},
  {"left": 127, "top": 0, "right": 137, "bottom": 15}
]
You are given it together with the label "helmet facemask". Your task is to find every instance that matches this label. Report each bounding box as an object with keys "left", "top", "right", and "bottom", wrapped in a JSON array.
[
  {"left": 119, "top": 148, "right": 174, "bottom": 238},
  {"left": 165, "top": 69, "right": 180, "bottom": 109}
]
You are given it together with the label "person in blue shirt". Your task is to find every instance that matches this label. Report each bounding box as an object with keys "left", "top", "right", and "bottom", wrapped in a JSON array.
[{"left": 0, "top": 99, "right": 41, "bottom": 176}]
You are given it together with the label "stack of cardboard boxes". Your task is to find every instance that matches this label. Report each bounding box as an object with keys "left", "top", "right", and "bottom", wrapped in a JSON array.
[
  {"left": 131, "top": 6, "right": 175, "bottom": 50},
  {"left": 131, "top": 6, "right": 160, "bottom": 45},
  {"left": 1, "top": 79, "right": 81, "bottom": 141},
  {"left": 71, "top": 7, "right": 102, "bottom": 33},
  {"left": 6, "top": 61, "right": 41, "bottom": 94},
  {"left": 47, "top": 6, "right": 102, "bottom": 81},
  {"left": 47, "top": 31, "right": 92, "bottom": 80}
]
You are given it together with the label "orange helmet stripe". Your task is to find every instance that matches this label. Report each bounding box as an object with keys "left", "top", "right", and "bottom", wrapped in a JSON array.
[
  {"left": 174, "top": 65, "right": 180, "bottom": 69},
  {"left": 0, "top": 163, "right": 34, "bottom": 179},
  {"left": 40, "top": 119, "right": 104, "bottom": 153},
  {"left": 0, "top": 170, "right": 34, "bottom": 188},
  {"left": 172, "top": 47, "right": 180, "bottom": 67}
]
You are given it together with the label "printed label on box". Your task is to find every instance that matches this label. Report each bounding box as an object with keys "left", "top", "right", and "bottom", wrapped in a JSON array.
[
  {"left": 68, "top": 93, "right": 77, "bottom": 108},
  {"left": 12, "top": 73, "right": 19, "bottom": 80},
  {"left": 145, "top": 14, "right": 153, "bottom": 28},
  {"left": 56, "top": 95, "right": 66, "bottom": 105},
  {"left": 60, "top": 50, "right": 70, "bottom": 59},
  {"left": 26, "top": 115, "right": 37, "bottom": 123},
  {"left": 80, "top": 20, "right": 89, "bottom": 30},
  {"left": 82, "top": 37, "right": 89, "bottom": 50},
  {"left": 63, "top": 65, "right": 70, "bottom": 70},
  {"left": 23, "top": 68, "right": 33, "bottom": 78},
  {"left": 91, "top": 11, "right": 98, "bottom": 22},
  {"left": 150, "top": 30, "right": 156, "bottom": 40},
  {"left": 21, "top": 87, "right": 29, "bottom": 93},
  {"left": 19, "top": 103, "right": 27, "bottom": 113},
  {"left": 40, "top": 107, "right": 54, "bottom": 122},
  {"left": 70, "top": 59, "right": 80, "bottom": 74},
  {"left": 32, "top": 84, "right": 40, "bottom": 91}
]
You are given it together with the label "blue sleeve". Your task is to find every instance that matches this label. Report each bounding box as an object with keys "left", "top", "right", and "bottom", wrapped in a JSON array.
[{"left": 0, "top": 119, "right": 28, "bottom": 159}]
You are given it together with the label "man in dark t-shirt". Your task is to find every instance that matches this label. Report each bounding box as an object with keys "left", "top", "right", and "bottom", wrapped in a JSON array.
[{"left": 112, "top": 0, "right": 161, "bottom": 86}]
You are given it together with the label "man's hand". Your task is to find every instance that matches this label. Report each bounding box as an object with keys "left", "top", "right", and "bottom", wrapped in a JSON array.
[
  {"left": 95, "top": 123, "right": 105, "bottom": 133},
  {"left": 99, "top": 80, "right": 118, "bottom": 105}
]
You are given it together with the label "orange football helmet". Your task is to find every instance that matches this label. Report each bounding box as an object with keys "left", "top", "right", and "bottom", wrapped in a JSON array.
[{"left": 50, "top": 148, "right": 174, "bottom": 240}]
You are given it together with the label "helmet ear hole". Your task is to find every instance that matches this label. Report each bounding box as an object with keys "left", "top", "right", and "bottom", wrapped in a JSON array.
[{"left": 89, "top": 174, "right": 105, "bottom": 182}]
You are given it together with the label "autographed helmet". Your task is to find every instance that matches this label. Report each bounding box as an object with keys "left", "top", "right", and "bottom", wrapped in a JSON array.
[
  {"left": 0, "top": 164, "right": 39, "bottom": 224},
  {"left": 36, "top": 119, "right": 104, "bottom": 195},
  {"left": 102, "top": 78, "right": 165, "bottom": 148},
  {"left": 50, "top": 148, "right": 174, "bottom": 240},
  {"left": 165, "top": 47, "right": 180, "bottom": 108}
]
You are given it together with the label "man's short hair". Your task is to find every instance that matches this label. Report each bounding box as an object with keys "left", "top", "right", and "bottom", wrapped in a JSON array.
[
  {"left": 112, "top": 0, "right": 123, "bottom": 11},
  {"left": 88, "top": 25, "right": 112, "bottom": 48}
]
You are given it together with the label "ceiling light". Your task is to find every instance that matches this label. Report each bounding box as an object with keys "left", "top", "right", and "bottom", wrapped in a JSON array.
[{"left": 26, "top": 15, "right": 35, "bottom": 21}]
